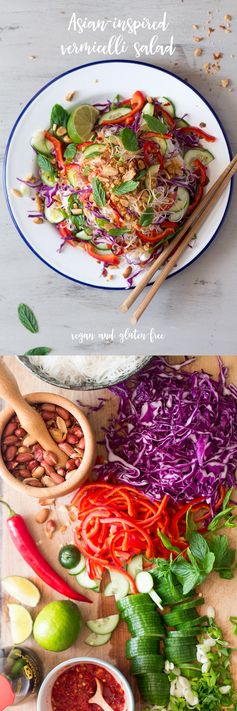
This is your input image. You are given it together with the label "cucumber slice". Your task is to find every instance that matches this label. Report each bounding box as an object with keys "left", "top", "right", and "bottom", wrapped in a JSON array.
[
  {"left": 99, "top": 107, "right": 131, "bottom": 125},
  {"left": 184, "top": 148, "right": 214, "bottom": 169},
  {"left": 142, "top": 102, "right": 155, "bottom": 118},
  {"left": 40, "top": 170, "right": 57, "bottom": 187},
  {"left": 159, "top": 97, "right": 175, "bottom": 117},
  {"left": 76, "top": 569, "right": 100, "bottom": 590},
  {"left": 176, "top": 118, "right": 189, "bottom": 128},
  {"left": 82, "top": 143, "right": 106, "bottom": 159},
  {"left": 104, "top": 571, "right": 129, "bottom": 600},
  {"left": 44, "top": 204, "right": 66, "bottom": 224},
  {"left": 131, "top": 654, "right": 164, "bottom": 675},
  {"left": 163, "top": 607, "right": 198, "bottom": 626},
  {"left": 31, "top": 131, "right": 53, "bottom": 155},
  {"left": 168, "top": 187, "right": 190, "bottom": 222},
  {"left": 67, "top": 166, "right": 81, "bottom": 188},
  {"left": 126, "top": 636, "right": 159, "bottom": 659},
  {"left": 136, "top": 571, "right": 154, "bottom": 593},
  {"left": 75, "top": 231, "right": 91, "bottom": 242},
  {"left": 85, "top": 631, "right": 111, "bottom": 647},
  {"left": 179, "top": 664, "right": 202, "bottom": 679},
  {"left": 86, "top": 614, "right": 120, "bottom": 635},
  {"left": 68, "top": 554, "right": 86, "bottom": 576},
  {"left": 174, "top": 596, "right": 204, "bottom": 611},
  {"left": 127, "top": 555, "right": 143, "bottom": 580},
  {"left": 145, "top": 164, "right": 160, "bottom": 191}
]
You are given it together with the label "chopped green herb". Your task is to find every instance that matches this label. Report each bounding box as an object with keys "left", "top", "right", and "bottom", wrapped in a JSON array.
[
  {"left": 92, "top": 177, "right": 106, "bottom": 207},
  {"left": 24, "top": 347, "right": 52, "bottom": 355},
  {"left": 113, "top": 180, "right": 139, "bottom": 196},
  {"left": 63, "top": 143, "right": 77, "bottom": 162},
  {"left": 50, "top": 103, "right": 68, "bottom": 128},
  {"left": 37, "top": 153, "right": 55, "bottom": 177},
  {"left": 120, "top": 127, "right": 139, "bottom": 152},
  {"left": 109, "top": 228, "right": 127, "bottom": 236},
  {"left": 17, "top": 304, "right": 39, "bottom": 334}
]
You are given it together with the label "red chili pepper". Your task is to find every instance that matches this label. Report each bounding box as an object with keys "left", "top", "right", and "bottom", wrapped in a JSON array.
[
  {"left": 0, "top": 499, "right": 91, "bottom": 603},
  {"left": 178, "top": 126, "right": 216, "bottom": 142},
  {"left": 136, "top": 226, "right": 176, "bottom": 244},
  {"left": 58, "top": 222, "right": 76, "bottom": 247},
  {"left": 143, "top": 141, "right": 164, "bottom": 168},
  {"left": 142, "top": 131, "right": 173, "bottom": 139},
  {"left": 101, "top": 90, "right": 145, "bottom": 126},
  {"left": 85, "top": 243, "right": 120, "bottom": 266},
  {"left": 45, "top": 131, "right": 66, "bottom": 175},
  {"left": 157, "top": 104, "right": 175, "bottom": 128}
]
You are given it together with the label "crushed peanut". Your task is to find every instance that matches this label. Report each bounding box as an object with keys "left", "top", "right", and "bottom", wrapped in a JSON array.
[
  {"left": 192, "top": 24, "right": 199, "bottom": 29},
  {"left": 193, "top": 36, "right": 204, "bottom": 42},
  {"left": 123, "top": 265, "right": 132, "bottom": 279},
  {"left": 35, "top": 193, "right": 43, "bottom": 212},
  {"left": 224, "top": 14, "right": 232, "bottom": 21},
  {"left": 203, "top": 63, "right": 211, "bottom": 73},
  {"left": 194, "top": 48, "right": 202, "bottom": 57},
  {"left": 207, "top": 27, "right": 215, "bottom": 36},
  {"left": 56, "top": 126, "right": 67, "bottom": 137},
  {"left": 213, "top": 51, "right": 223, "bottom": 60},
  {"left": 65, "top": 91, "right": 75, "bottom": 102},
  {"left": 220, "top": 79, "right": 230, "bottom": 88},
  {"left": 33, "top": 217, "right": 43, "bottom": 224},
  {"left": 11, "top": 188, "right": 22, "bottom": 198},
  {"left": 63, "top": 134, "right": 71, "bottom": 143}
]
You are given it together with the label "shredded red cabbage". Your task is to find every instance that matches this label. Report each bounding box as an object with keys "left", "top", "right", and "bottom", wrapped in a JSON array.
[{"left": 95, "top": 357, "right": 237, "bottom": 509}]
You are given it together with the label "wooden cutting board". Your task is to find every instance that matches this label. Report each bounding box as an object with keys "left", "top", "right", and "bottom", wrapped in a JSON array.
[{"left": 1, "top": 356, "right": 237, "bottom": 711}]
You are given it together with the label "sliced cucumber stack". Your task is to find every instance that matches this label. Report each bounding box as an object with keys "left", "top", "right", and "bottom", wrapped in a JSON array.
[
  {"left": 86, "top": 614, "right": 120, "bottom": 635},
  {"left": 159, "top": 97, "right": 176, "bottom": 117},
  {"left": 131, "top": 654, "right": 164, "bottom": 675},
  {"left": 99, "top": 106, "right": 131, "bottom": 125},
  {"left": 163, "top": 606, "right": 199, "bottom": 627},
  {"left": 184, "top": 147, "right": 214, "bottom": 169},
  {"left": 126, "top": 636, "right": 159, "bottom": 659},
  {"left": 168, "top": 187, "right": 190, "bottom": 222},
  {"left": 138, "top": 672, "right": 170, "bottom": 706},
  {"left": 44, "top": 204, "right": 66, "bottom": 224},
  {"left": 117, "top": 593, "right": 155, "bottom": 614}
]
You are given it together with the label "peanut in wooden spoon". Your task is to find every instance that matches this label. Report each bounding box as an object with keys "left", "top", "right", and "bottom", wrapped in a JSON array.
[
  {"left": 88, "top": 678, "right": 113, "bottom": 711},
  {"left": 0, "top": 360, "right": 67, "bottom": 467}
]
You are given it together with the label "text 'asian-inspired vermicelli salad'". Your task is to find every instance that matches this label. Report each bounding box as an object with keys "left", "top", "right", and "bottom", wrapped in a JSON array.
[{"left": 17, "top": 91, "right": 216, "bottom": 284}]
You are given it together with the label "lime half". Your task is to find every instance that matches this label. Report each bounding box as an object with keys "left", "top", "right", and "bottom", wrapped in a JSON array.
[
  {"left": 67, "top": 104, "right": 99, "bottom": 143},
  {"left": 33, "top": 600, "right": 82, "bottom": 652},
  {"left": 8, "top": 604, "right": 33, "bottom": 644}
]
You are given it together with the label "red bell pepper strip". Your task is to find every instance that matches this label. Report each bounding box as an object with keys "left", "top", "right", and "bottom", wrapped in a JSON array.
[
  {"left": 100, "top": 90, "right": 145, "bottom": 126},
  {"left": 0, "top": 499, "right": 91, "bottom": 603},
  {"left": 136, "top": 226, "right": 176, "bottom": 244},
  {"left": 156, "top": 103, "right": 175, "bottom": 128},
  {"left": 77, "top": 141, "right": 94, "bottom": 150},
  {"left": 194, "top": 159, "right": 207, "bottom": 185},
  {"left": 143, "top": 141, "right": 164, "bottom": 168},
  {"left": 85, "top": 243, "right": 120, "bottom": 266},
  {"left": 187, "top": 182, "right": 203, "bottom": 215},
  {"left": 58, "top": 222, "right": 76, "bottom": 247},
  {"left": 142, "top": 131, "right": 173, "bottom": 139},
  {"left": 74, "top": 536, "right": 138, "bottom": 593},
  {"left": 170, "top": 498, "right": 206, "bottom": 539},
  {"left": 45, "top": 131, "right": 66, "bottom": 175},
  {"left": 178, "top": 126, "right": 216, "bottom": 142}
]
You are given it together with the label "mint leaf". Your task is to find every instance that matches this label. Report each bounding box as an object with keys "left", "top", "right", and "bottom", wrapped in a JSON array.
[
  {"left": 64, "top": 143, "right": 77, "bottom": 162},
  {"left": 18, "top": 304, "right": 39, "bottom": 334},
  {"left": 144, "top": 114, "right": 168, "bottom": 134},
  {"left": 140, "top": 206, "right": 154, "bottom": 227},
  {"left": 51, "top": 103, "right": 68, "bottom": 128},
  {"left": 37, "top": 153, "right": 55, "bottom": 177},
  {"left": 113, "top": 180, "right": 139, "bottom": 196},
  {"left": 230, "top": 616, "right": 237, "bottom": 635},
  {"left": 120, "top": 127, "right": 139, "bottom": 152},
  {"left": 189, "top": 532, "right": 210, "bottom": 561},
  {"left": 209, "top": 534, "right": 236, "bottom": 578},
  {"left": 171, "top": 558, "right": 200, "bottom": 594},
  {"left": 24, "top": 347, "right": 52, "bottom": 355},
  {"left": 109, "top": 228, "right": 127, "bottom": 236},
  {"left": 92, "top": 177, "right": 106, "bottom": 207}
]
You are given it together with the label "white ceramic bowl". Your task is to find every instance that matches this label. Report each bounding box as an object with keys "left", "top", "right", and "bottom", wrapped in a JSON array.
[{"left": 37, "top": 657, "right": 134, "bottom": 711}]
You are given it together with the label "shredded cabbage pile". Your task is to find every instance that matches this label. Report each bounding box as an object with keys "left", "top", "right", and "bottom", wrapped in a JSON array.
[{"left": 96, "top": 357, "right": 237, "bottom": 509}]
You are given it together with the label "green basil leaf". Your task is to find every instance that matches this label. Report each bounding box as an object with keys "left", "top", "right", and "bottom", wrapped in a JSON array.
[
  {"left": 109, "top": 228, "right": 127, "bottom": 236},
  {"left": 64, "top": 143, "right": 77, "bottom": 162},
  {"left": 92, "top": 177, "right": 106, "bottom": 207},
  {"left": 120, "top": 127, "right": 139, "bottom": 152},
  {"left": 140, "top": 206, "right": 154, "bottom": 227},
  {"left": 24, "top": 347, "right": 52, "bottom": 355},
  {"left": 171, "top": 558, "right": 200, "bottom": 594},
  {"left": 144, "top": 114, "right": 168, "bottom": 134},
  {"left": 113, "top": 180, "right": 139, "bottom": 196},
  {"left": 18, "top": 304, "right": 39, "bottom": 334},
  {"left": 37, "top": 153, "right": 55, "bottom": 177},
  {"left": 51, "top": 103, "right": 68, "bottom": 128}
]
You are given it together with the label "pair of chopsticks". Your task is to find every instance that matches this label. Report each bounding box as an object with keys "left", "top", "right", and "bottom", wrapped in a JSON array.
[{"left": 120, "top": 155, "right": 237, "bottom": 324}]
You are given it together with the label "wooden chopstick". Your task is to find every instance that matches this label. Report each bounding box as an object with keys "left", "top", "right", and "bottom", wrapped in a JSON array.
[
  {"left": 120, "top": 155, "right": 237, "bottom": 316},
  {"left": 130, "top": 155, "right": 237, "bottom": 324}
]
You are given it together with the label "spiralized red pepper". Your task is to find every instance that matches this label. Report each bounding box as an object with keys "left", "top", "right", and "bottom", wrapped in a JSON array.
[{"left": 70, "top": 483, "right": 216, "bottom": 586}]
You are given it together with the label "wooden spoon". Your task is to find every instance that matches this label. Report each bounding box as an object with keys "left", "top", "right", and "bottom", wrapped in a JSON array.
[
  {"left": 0, "top": 360, "right": 67, "bottom": 467},
  {"left": 88, "top": 678, "right": 113, "bottom": 711}
]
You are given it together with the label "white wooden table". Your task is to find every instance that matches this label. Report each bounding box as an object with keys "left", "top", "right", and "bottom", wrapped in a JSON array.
[{"left": 0, "top": 0, "right": 237, "bottom": 354}]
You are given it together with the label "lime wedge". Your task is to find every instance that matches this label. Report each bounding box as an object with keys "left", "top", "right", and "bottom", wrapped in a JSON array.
[
  {"left": 2, "top": 576, "right": 40, "bottom": 607},
  {"left": 8, "top": 604, "right": 33, "bottom": 644},
  {"left": 67, "top": 104, "right": 99, "bottom": 143}
]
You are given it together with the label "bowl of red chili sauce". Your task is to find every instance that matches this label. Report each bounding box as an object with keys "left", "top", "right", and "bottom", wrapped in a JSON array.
[{"left": 37, "top": 657, "right": 134, "bottom": 711}]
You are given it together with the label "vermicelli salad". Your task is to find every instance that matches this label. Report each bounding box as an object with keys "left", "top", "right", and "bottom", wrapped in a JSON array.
[{"left": 24, "top": 91, "right": 216, "bottom": 283}]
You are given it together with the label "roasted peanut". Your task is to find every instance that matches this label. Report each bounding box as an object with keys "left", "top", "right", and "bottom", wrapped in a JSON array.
[{"left": 35, "top": 508, "right": 50, "bottom": 524}]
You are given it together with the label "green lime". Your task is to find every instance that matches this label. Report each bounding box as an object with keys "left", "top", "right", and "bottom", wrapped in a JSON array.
[
  {"left": 59, "top": 545, "right": 81, "bottom": 570},
  {"left": 33, "top": 600, "right": 82, "bottom": 652},
  {"left": 67, "top": 104, "right": 99, "bottom": 143}
]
